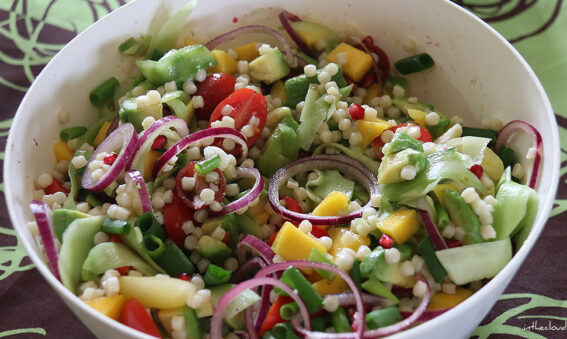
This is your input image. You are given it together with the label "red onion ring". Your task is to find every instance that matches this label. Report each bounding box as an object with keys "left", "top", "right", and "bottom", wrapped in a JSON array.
[
  {"left": 81, "top": 123, "right": 138, "bottom": 192},
  {"left": 255, "top": 260, "right": 365, "bottom": 339},
  {"left": 494, "top": 120, "right": 542, "bottom": 188},
  {"left": 210, "top": 167, "right": 264, "bottom": 217},
  {"left": 30, "top": 200, "right": 60, "bottom": 280},
  {"left": 205, "top": 25, "right": 295, "bottom": 65},
  {"left": 268, "top": 155, "right": 379, "bottom": 226},
  {"left": 152, "top": 127, "right": 248, "bottom": 178},
  {"left": 278, "top": 11, "right": 316, "bottom": 59},
  {"left": 210, "top": 277, "right": 312, "bottom": 339},
  {"left": 335, "top": 292, "right": 386, "bottom": 307},
  {"left": 231, "top": 257, "right": 267, "bottom": 283},
  {"left": 124, "top": 170, "right": 152, "bottom": 214},
  {"left": 418, "top": 210, "right": 448, "bottom": 250},
  {"left": 237, "top": 234, "right": 274, "bottom": 265},
  {"left": 127, "top": 116, "right": 189, "bottom": 171}
]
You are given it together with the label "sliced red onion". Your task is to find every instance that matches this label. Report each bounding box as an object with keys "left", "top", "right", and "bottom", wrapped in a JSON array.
[
  {"left": 335, "top": 292, "right": 386, "bottom": 307},
  {"left": 418, "top": 210, "right": 448, "bottom": 250},
  {"left": 81, "top": 123, "right": 138, "bottom": 192},
  {"left": 268, "top": 155, "right": 379, "bottom": 226},
  {"left": 30, "top": 200, "right": 60, "bottom": 280},
  {"left": 494, "top": 120, "right": 542, "bottom": 188},
  {"left": 278, "top": 11, "right": 316, "bottom": 59},
  {"left": 152, "top": 127, "right": 248, "bottom": 178},
  {"left": 210, "top": 277, "right": 311, "bottom": 339},
  {"left": 124, "top": 170, "right": 152, "bottom": 214},
  {"left": 210, "top": 167, "right": 264, "bottom": 217},
  {"left": 400, "top": 308, "right": 449, "bottom": 322},
  {"left": 205, "top": 25, "right": 296, "bottom": 65},
  {"left": 255, "top": 260, "right": 365, "bottom": 339},
  {"left": 231, "top": 257, "right": 267, "bottom": 283},
  {"left": 127, "top": 116, "right": 189, "bottom": 171},
  {"left": 237, "top": 234, "right": 274, "bottom": 265}
]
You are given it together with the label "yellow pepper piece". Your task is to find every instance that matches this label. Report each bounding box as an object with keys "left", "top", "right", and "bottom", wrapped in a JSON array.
[
  {"left": 376, "top": 209, "right": 420, "bottom": 244},
  {"left": 312, "top": 276, "right": 349, "bottom": 296},
  {"left": 270, "top": 80, "right": 287, "bottom": 104},
  {"left": 53, "top": 141, "right": 73, "bottom": 163},
  {"left": 233, "top": 42, "right": 260, "bottom": 62},
  {"left": 326, "top": 42, "right": 373, "bottom": 82},
  {"left": 481, "top": 147, "right": 504, "bottom": 183},
  {"left": 427, "top": 288, "right": 474, "bottom": 310},
  {"left": 358, "top": 119, "right": 391, "bottom": 147},
  {"left": 209, "top": 49, "right": 238, "bottom": 74},
  {"left": 407, "top": 109, "right": 427, "bottom": 128},
  {"left": 363, "top": 83, "right": 382, "bottom": 105},
  {"left": 144, "top": 150, "right": 161, "bottom": 181},
  {"left": 432, "top": 183, "right": 460, "bottom": 206},
  {"left": 328, "top": 227, "right": 370, "bottom": 257},
  {"left": 272, "top": 222, "right": 327, "bottom": 261},
  {"left": 312, "top": 191, "right": 349, "bottom": 217},
  {"left": 94, "top": 121, "right": 112, "bottom": 147},
  {"left": 85, "top": 294, "right": 126, "bottom": 321}
]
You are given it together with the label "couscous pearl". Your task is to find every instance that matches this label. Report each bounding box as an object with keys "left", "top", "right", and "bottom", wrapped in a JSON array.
[
  {"left": 400, "top": 165, "right": 417, "bottom": 181},
  {"left": 171, "top": 316, "right": 185, "bottom": 332},
  {"left": 205, "top": 171, "right": 219, "bottom": 184},
  {"left": 461, "top": 187, "right": 479, "bottom": 204},
  {"left": 323, "top": 295, "right": 339, "bottom": 312},
  {"left": 224, "top": 258, "right": 239, "bottom": 272},
  {"left": 318, "top": 236, "right": 333, "bottom": 251},
  {"left": 200, "top": 188, "right": 215, "bottom": 205},
  {"left": 392, "top": 84, "right": 405, "bottom": 97},
  {"left": 182, "top": 177, "right": 196, "bottom": 191},
  {"left": 211, "top": 227, "right": 226, "bottom": 241},
  {"left": 386, "top": 107, "right": 401, "bottom": 119},
  {"left": 93, "top": 232, "right": 109, "bottom": 245},
  {"left": 349, "top": 132, "right": 363, "bottom": 146},
  {"left": 442, "top": 224, "right": 456, "bottom": 238},
  {"left": 381, "top": 130, "right": 394, "bottom": 143},
  {"left": 356, "top": 245, "right": 371, "bottom": 259},
  {"left": 194, "top": 210, "right": 208, "bottom": 223},
  {"left": 512, "top": 163, "right": 525, "bottom": 179},
  {"left": 454, "top": 226, "right": 466, "bottom": 241},
  {"left": 400, "top": 261, "right": 416, "bottom": 277},
  {"left": 37, "top": 173, "right": 53, "bottom": 189},
  {"left": 441, "top": 282, "right": 457, "bottom": 294},
  {"left": 341, "top": 231, "right": 357, "bottom": 246},
  {"left": 480, "top": 225, "right": 497, "bottom": 240},
  {"left": 425, "top": 112, "right": 440, "bottom": 126},
  {"left": 407, "top": 126, "right": 421, "bottom": 139},
  {"left": 335, "top": 250, "right": 355, "bottom": 270},
  {"left": 317, "top": 70, "right": 331, "bottom": 85},
  {"left": 298, "top": 220, "right": 312, "bottom": 233},
  {"left": 413, "top": 281, "right": 428, "bottom": 298},
  {"left": 526, "top": 147, "right": 537, "bottom": 160},
  {"left": 304, "top": 64, "right": 317, "bottom": 77},
  {"left": 195, "top": 69, "right": 207, "bottom": 82},
  {"left": 384, "top": 248, "right": 401, "bottom": 264},
  {"left": 364, "top": 107, "right": 378, "bottom": 121},
  {"left": 191, "top": 276, "right": 205, "bottom": 290},
  {"left": 197, "top": 258, "right": 211, "bottom": 273},
  {"left": 338, "top": 119, "right": 352, "bottom": 131},
  {"left": 324, "top": 63, "right": 339, "bottom": 76}
]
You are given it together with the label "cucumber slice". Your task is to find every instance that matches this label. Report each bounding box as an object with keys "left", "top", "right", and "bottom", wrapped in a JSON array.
[{"left": 435, "top": 238, "right": 512, "bottom": 285}]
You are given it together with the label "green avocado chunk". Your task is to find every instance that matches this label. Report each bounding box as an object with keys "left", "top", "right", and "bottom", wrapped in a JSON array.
[{"left": 249, "top": 47, "right": 290, "bottom": 84}]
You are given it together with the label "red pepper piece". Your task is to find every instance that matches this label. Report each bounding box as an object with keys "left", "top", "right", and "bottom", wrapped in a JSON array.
[{"left": 151, "top": 135, "right": 167, "bottom": 150}]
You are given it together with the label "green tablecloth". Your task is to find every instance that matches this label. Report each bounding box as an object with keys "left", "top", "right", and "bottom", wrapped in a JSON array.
[{"left": 0, "top": 1, "right": 565, "bottom": 338}]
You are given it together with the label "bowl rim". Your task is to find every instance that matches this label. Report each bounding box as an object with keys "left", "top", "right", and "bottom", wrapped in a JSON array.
[{"left": 3, "top": 0, "right": 560, "bottom": 338}]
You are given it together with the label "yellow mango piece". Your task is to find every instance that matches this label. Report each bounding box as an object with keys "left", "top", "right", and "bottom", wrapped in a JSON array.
[
  {"left": 432, "top": 183, "right": 460, "bottom": 206},
  {"left": 272, "top": 222, "right": 327, "bottom": 261},
  {"left": 481, "top": 147, "right": 504, "bottom": 183},
  {"left": 376, "top": 209, "right": 420, "bottom": 244},
  {"left": 94, "top": 121, "right": 112, "bottom": 147},
  {"left": 428, "top": 288, "right": 474, "bottom": 310},
  {"left": 209, "top": 49, "right": 238, "bottom": 74},
  {"left": 328, "top": 227, "right": 370, "bottom": 257},
  {"left": 407, "top": 109, "right": 427, "bottom": 128},
  {"left": 363, "top": 83, "right": 382, "bottom": 105},
  {"left": 312, "top": 191, "right": 349, "bottom": 217},
  {"left": 312, "top": 276, "right": 349, "bottom": 296},
  {"left": 358, "top": 119, "right": 392, "bottom": 147},
  {"left": 119, "top": 276, "right": 196, "bottom": 309},
  {"left": 53, "top": 141, "right": 73, "bottom": 163},
  {"left": 326, "top": 42, "right": 373, "bottom": 82},
  {"left": 270, "top": 80, "right": 287, "bottom": 104},
  {"left": 233, "top": 42, "right": 259, "bottom": 62},
  {"left": 144, "top": 150, "right": 161, "bottom": 181},
  {"left": 85, "top": 295, "right": 126, "bottom": 321}
]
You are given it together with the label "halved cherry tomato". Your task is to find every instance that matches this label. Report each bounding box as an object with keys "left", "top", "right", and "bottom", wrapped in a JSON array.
[
  {"left": 115, "top": 266, "right": 132, "bottom": 276},
  {"left": 194, "top": 73, "right": 236, "bottom": 120},
  {"left": 209, "top": 88, "right": 268, "bottom": 146},
  {"left": 267, "top": 232, "right": 279, "bottom": 247},
  {"left": 175, "top": 161, "right": 226, "bottom": 210},
  {"left": 282, "top": 196, "right": 302, "bottom": 214},
  {"left": 162, "top": 193, "right": 194, "bottom": 247},
  {"left": 120, "top": 298, "right": 161, "bottom": 338},
  {"left": 259, "top": 295, "right": 294, "bottom": 336},
  {"left": 371, "top": 123, "right": 432, "bottom": 159},
  {"left": 44, "top": 178, "right": 67, "bottom": 195},
  {"left": 310, "top": 226, "right": 329, "bottom": 239}
]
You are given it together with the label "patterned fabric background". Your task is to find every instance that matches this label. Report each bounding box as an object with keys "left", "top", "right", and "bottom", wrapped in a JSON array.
[{"left": 0, "top": 0, "right": 565, "bottom": 338}]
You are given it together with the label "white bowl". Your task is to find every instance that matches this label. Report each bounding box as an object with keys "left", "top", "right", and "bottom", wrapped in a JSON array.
[{"left": 4, "top": 0, "right": 560, "bottom": 338}]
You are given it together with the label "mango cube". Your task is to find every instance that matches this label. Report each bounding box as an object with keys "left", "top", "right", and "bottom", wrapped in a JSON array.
[
  {"left": 427, "top": 287, "right": 473, "bottom": 310},
  {"left": 53, "top": 141, "right": 73, "bottom": 163},
  {"left": 312, "top": 191, "right": 349, "bottom": 217},
  {"left": 233, "top": 42, "right": 260, "bottom": 62},
  {"left": 85, "top": 295, "right": 126, "bottom": 321},
  {"left": 209, "top": 49, "right": 238, "bottom": 74},
  {"left": 312, "top": 276, "right": 349, "bottom": 296},
  {"left": 407, "top": 109, "right": 427, "bottom": 128},
  {"left": 358, "top": 119, "right": 392, "bottom": 147},
  {"left": 94, "top": 121, "right": 112, "bottom": 147},
  {"left": 376, "top": 209, "right": 420, "bottom": 244},
  {"left": 326, "top": 42, "right": 373, "bottom": 82},
  {"left": 328, "top": 227, "right": 370, "bottom": 257},
  {"left": 272, "top": 222, "right": 327, "bottom": 261}
]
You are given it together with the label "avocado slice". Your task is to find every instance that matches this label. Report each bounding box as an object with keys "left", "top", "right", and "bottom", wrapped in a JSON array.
[
  {"left": 289, "top": 21, "right": 339, "bottom": 52},
  {"left": 249, "top": 47, "right": 290, "bottom": 84},
  {"left": 195, "top": 236, "right": 231, "bottom": 264},
  {"left": 284, "top": 66, "right": 347, "bottom": 108},
  {"left": 52, "top": 209, "right": 90, "bottom": 241}
]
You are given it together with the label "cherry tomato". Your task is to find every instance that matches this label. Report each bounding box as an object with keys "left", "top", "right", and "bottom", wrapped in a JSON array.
[
  {"left": 109, "top": 234, "right": 122, "bottom": 243},
  {"left": 175, "top": 161, "right": 226, "bottom": 210},
  {"left": 194, "top": 73, "right": 236, "bottom": 120},
  {"left": 115, "top": 266, "right": 132, "bottom": 276},
  {"left": 162, "top": 193, "right": 194, "bottom": 247},
  {"left": 120, "top": 298, "right": 162, "bottom": 338},
  {"left": 282, "top": 196, "right": 302, "bottom": 214},
  {"left": 44, "top": 178, "right": 67, "bottom": 195},
  {"left": 209, "top": 88, "right": 268, "bottom": 146},
  {"left": 310, "top": 226, "right": 329, "bottom": 239},
  {"left": 372, "top": 123, "right": 432, "bottom": 159}
]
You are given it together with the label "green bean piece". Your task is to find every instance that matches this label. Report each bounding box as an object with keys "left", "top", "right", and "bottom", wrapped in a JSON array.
[
  {"left": 418, "top": 237, "right": 447, "bottom": 283},
  {"left": 361, "top": 278, "right": 399, "bottom": 304},
  {"left": 279, "top": 302, "right": 299, "bottom": 320},
  {"left": 150, "top": 48, "right": 166, "bottom": 61},
  {"left": 90, "top": 77, "right": 119, "bottom": 108},
  {"left": 182, "top": 307, "right": 201, "bottom": 339},
  {"left": 155, "top": 242, "right": 195, "bottom": 275},
  {"left": 434, "top": 198, "right": 450, "bottom": 229},
  {"left": 498, "top": 146, "right": 516, "bottom": 168},
  {"left": 279, "top": 266, "right": 323, "bottom": 313},
  {"left": 60, "top": 127, "right": 88, "bottom": 141},
  {"left": 100, "top": 217, "right": 131, "bottom": 235},
  {"left": 442, "top": 189, "right": 483, "bottom": 244},
  {"left": 137, "top": 212, "right": 166, "bottom": 239},
  {"left": 142, "top": 234, "right": 166, "bottom": 259},
  {"left": 271, "top": 323, "right": 300, "bottom": 339},
  {"left": 311, "top": 317, "right": 327, "bottom": 332},
  {"left": 195, "top": 154, "right": 221, "bottom": 175},
  {"left": 462, "top": 127, "right": 498, "bottom": 146},
  {"left": 308, "top": 248, "right": 337, "bottom": 281},
  {"left": 332, "top": 307, "right": 351, "bottom": 333},
  {"left": 349, "top": 258, "right": 362, "bottom": 291},
  {"left": 203, "top": 264, "right": 231, "bottom": 286},
  {"left": 366, "top": 306, "right": 402, "bottom": 329},
  {"left": 395, "top": 53, "right": 435, "bottom": 75}
]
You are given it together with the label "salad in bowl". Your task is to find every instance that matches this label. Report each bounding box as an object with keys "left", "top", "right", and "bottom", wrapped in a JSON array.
[{"left": 15, "top": 1, "right": 549, "bottom": 338}]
